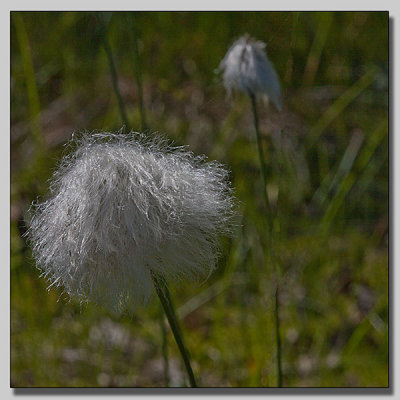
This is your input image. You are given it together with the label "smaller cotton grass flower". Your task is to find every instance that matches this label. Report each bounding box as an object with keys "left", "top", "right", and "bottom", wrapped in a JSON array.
[
  {"left": 219, "top": 34, "right": 282, "bottom": 111},
  {"left": 27, "top": 132, "right": 237, "bottom": 315}
]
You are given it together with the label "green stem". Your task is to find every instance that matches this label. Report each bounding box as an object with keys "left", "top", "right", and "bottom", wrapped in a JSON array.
[
  {"left": 100, "top": 20, "right": 130, "bottom": 130},
  {"left": 13, "top": 12, "right": 44, "bottom": 155},
  {"left": 151, "top": 271, "right": 197, "bottom": 387},
  {"left": 130, "top": 13, "right": 147, "bottom": 131},
  {"left": 250, "top": 93, "right": 283, "bottom": 387},
  {"left": 275, "top": 285, "right": 282, "bottom": 387},
  {"left": 159, "top": 304, "right": 170, "bottom": 386},
  {"left": 250, "top": 94, "right": 272, "bottom": 229}
]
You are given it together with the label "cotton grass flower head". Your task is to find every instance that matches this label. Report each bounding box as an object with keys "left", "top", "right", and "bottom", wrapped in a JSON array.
[
  {"left": 28, "top": 132, "right": 237, "bottom": 315},
  {"left": 219, "top": 34, "right": 282, "bottom": 111}
]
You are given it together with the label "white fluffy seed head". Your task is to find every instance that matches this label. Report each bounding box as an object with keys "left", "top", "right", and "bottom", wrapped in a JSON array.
[
  {"left": 219, "top": 34, "right": 282, "bottom": 111},
  {"left": 27, "top": 132, "right": 238, "bottom": 315}
]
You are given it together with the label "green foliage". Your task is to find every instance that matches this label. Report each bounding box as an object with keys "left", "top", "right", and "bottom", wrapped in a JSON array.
[{"left": 11, "top": 11, "right": 388, "bottom": 387}]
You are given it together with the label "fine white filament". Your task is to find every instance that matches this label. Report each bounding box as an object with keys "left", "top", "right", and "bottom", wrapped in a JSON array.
[
  {"left": 28, "top": 132, "right": 237, "bottom": 314},
  {"left": 219, "top": 34, "right": 282, "bottom": 111}
]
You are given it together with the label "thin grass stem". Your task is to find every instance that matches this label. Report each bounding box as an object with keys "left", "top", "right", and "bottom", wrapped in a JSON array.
[
  {"left": 13, "top": 13, "right": 44, "bottom": 155},
  {"left": 99, "top": 18, "right": 131, "bottom": 130},
  {"left": 159, "top": 304, "right": 170, "bottom": 386},
  {"left": 274, "top": 285, "right": 282, "bottom": 387},
  {"left": 306, "top": 66, "right": 377, "bottom": 150},
  {"left": 151, "top": 271, "right": 197, "bottom": 388},
  {"left": 250, "top": 93, "right": 283, "bottom": 387},
  {"left": 319, "top": 120, "right": 387, "bottom": 235},
  {"left": 130, "top": 13, "right": 147, "bottom": 131},
  {"left": 250, "top": 94, "right": 273, "bottom": 232},
  {"left": 303, "top": 12, "right": 333, "bottom": 86}
]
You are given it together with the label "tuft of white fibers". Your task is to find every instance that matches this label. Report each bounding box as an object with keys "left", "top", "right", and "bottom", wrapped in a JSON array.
[
  {"left": 27, "top": 132, "right": 238, "bottom": 315},
  {"left": 219, "top": 34, "right": 282, "bottom": 111}
]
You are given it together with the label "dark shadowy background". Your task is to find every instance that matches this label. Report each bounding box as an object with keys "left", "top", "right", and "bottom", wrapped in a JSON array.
[{"left": 11, "top": 11, "right": 388, "bottom": 387}]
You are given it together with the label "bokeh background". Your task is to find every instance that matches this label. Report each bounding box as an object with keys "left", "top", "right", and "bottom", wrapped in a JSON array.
[{"left": 11, "top": 11, "right": 388, "bottom": 387}]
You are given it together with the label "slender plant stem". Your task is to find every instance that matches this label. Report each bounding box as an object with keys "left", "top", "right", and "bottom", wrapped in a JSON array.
[
  {"left": 250, "top": 93, "right": 283, "bottom": 387},
  {"left": 274, "top": 285, "right": 282, "bottom": 387},
  {"left": 13, "top": 13, "right": 44, "bottom": 156},
  {"left": 130, "top": 13, "right": 147, "bottom": 131},
  {"left": 100, "top": 21, "right": 131, "bottom": 130},
  {"left": 151, "top": 271, "right": 197, "bottom": 388},
  {"left": 250, "top": 94, "right": 272, "bottom": 229},
  {"left": 159, "top": 304, "right": 170, "bottom": 386}
]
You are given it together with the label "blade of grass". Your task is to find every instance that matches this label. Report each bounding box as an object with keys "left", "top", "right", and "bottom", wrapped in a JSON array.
[
  {"left": 341, "top": 317, "right": 371, "bottom": 360},
  {"left": 98, "top": 13, "right": 131, "bottom": 130},
  {"left": 306, "top": 66, "right": 377, "bottom": 150},
  {"left": 13, "top": 12, "right": 43, "bottom": 154},
  {"left": 250, "top": 94, "right": 273, "bottom": 230},
  {"left": 355, "top": 142, "right": 388, "bottom": 198},
  {"left": 151, "top": 271, "right": 197, "bottom": 387},
  {"left": 284, "top": 11, "right": 300, "bottom": 85},
  {"left": 129, "top": 13, "right": 147, "bottom": 131},
  {"left": 312, "top": 129, "right": 365, "bottom": 207},
  {"left": 159, "top": 304, "right": 169, "bottom": 387},
  {"left": 303, "top": 12, "right": 333, "bottom": 86},
  {"left": 319, "top": 120, "right": 387, "bottom": 234},
  {"left": 274, "top": 285, "right": 282, "bottom": 387},
  {"left": 177, "top": 273, "right": 247, "bottom": 320},
  {"left": 250, "top": 93, "right": 282, "bottom": 387}
]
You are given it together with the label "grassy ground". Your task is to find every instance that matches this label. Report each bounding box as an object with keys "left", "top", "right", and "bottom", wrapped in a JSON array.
[{"left": 11, "top": 11, "right": 388, "bottom": 387}]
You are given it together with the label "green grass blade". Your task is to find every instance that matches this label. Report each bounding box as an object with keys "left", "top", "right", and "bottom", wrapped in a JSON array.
[
  {"left": 319, "top": 120, "right": 387, "bottom": 234},
  {"left": 98, "top": 13, "right": 131, "bottom": 130},
  {"left": 159, "top": 304, "right": 170, "bottom": 387},
  {"left": 129, "top": 13, "right": 147, "bottom": 132},
  {"left": 13, "top": 12, "right": 43, "bottom": 154},
  {"left": 312, "top": 129, "right": 365, "bottom": 207},
  {"left": 303, "top": 12, "right": 333, "bottom": 86},
  {"left": 151, "top": 271, "right": 197, "bottom": 387},
  {"left": 306, "top": 66, "right": 377, "bottom": 150}
]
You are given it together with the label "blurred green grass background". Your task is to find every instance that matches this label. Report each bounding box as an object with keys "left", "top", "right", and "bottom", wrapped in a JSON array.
[{"left": 10, "top": 11, "right": 388, "bottom": 387}]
